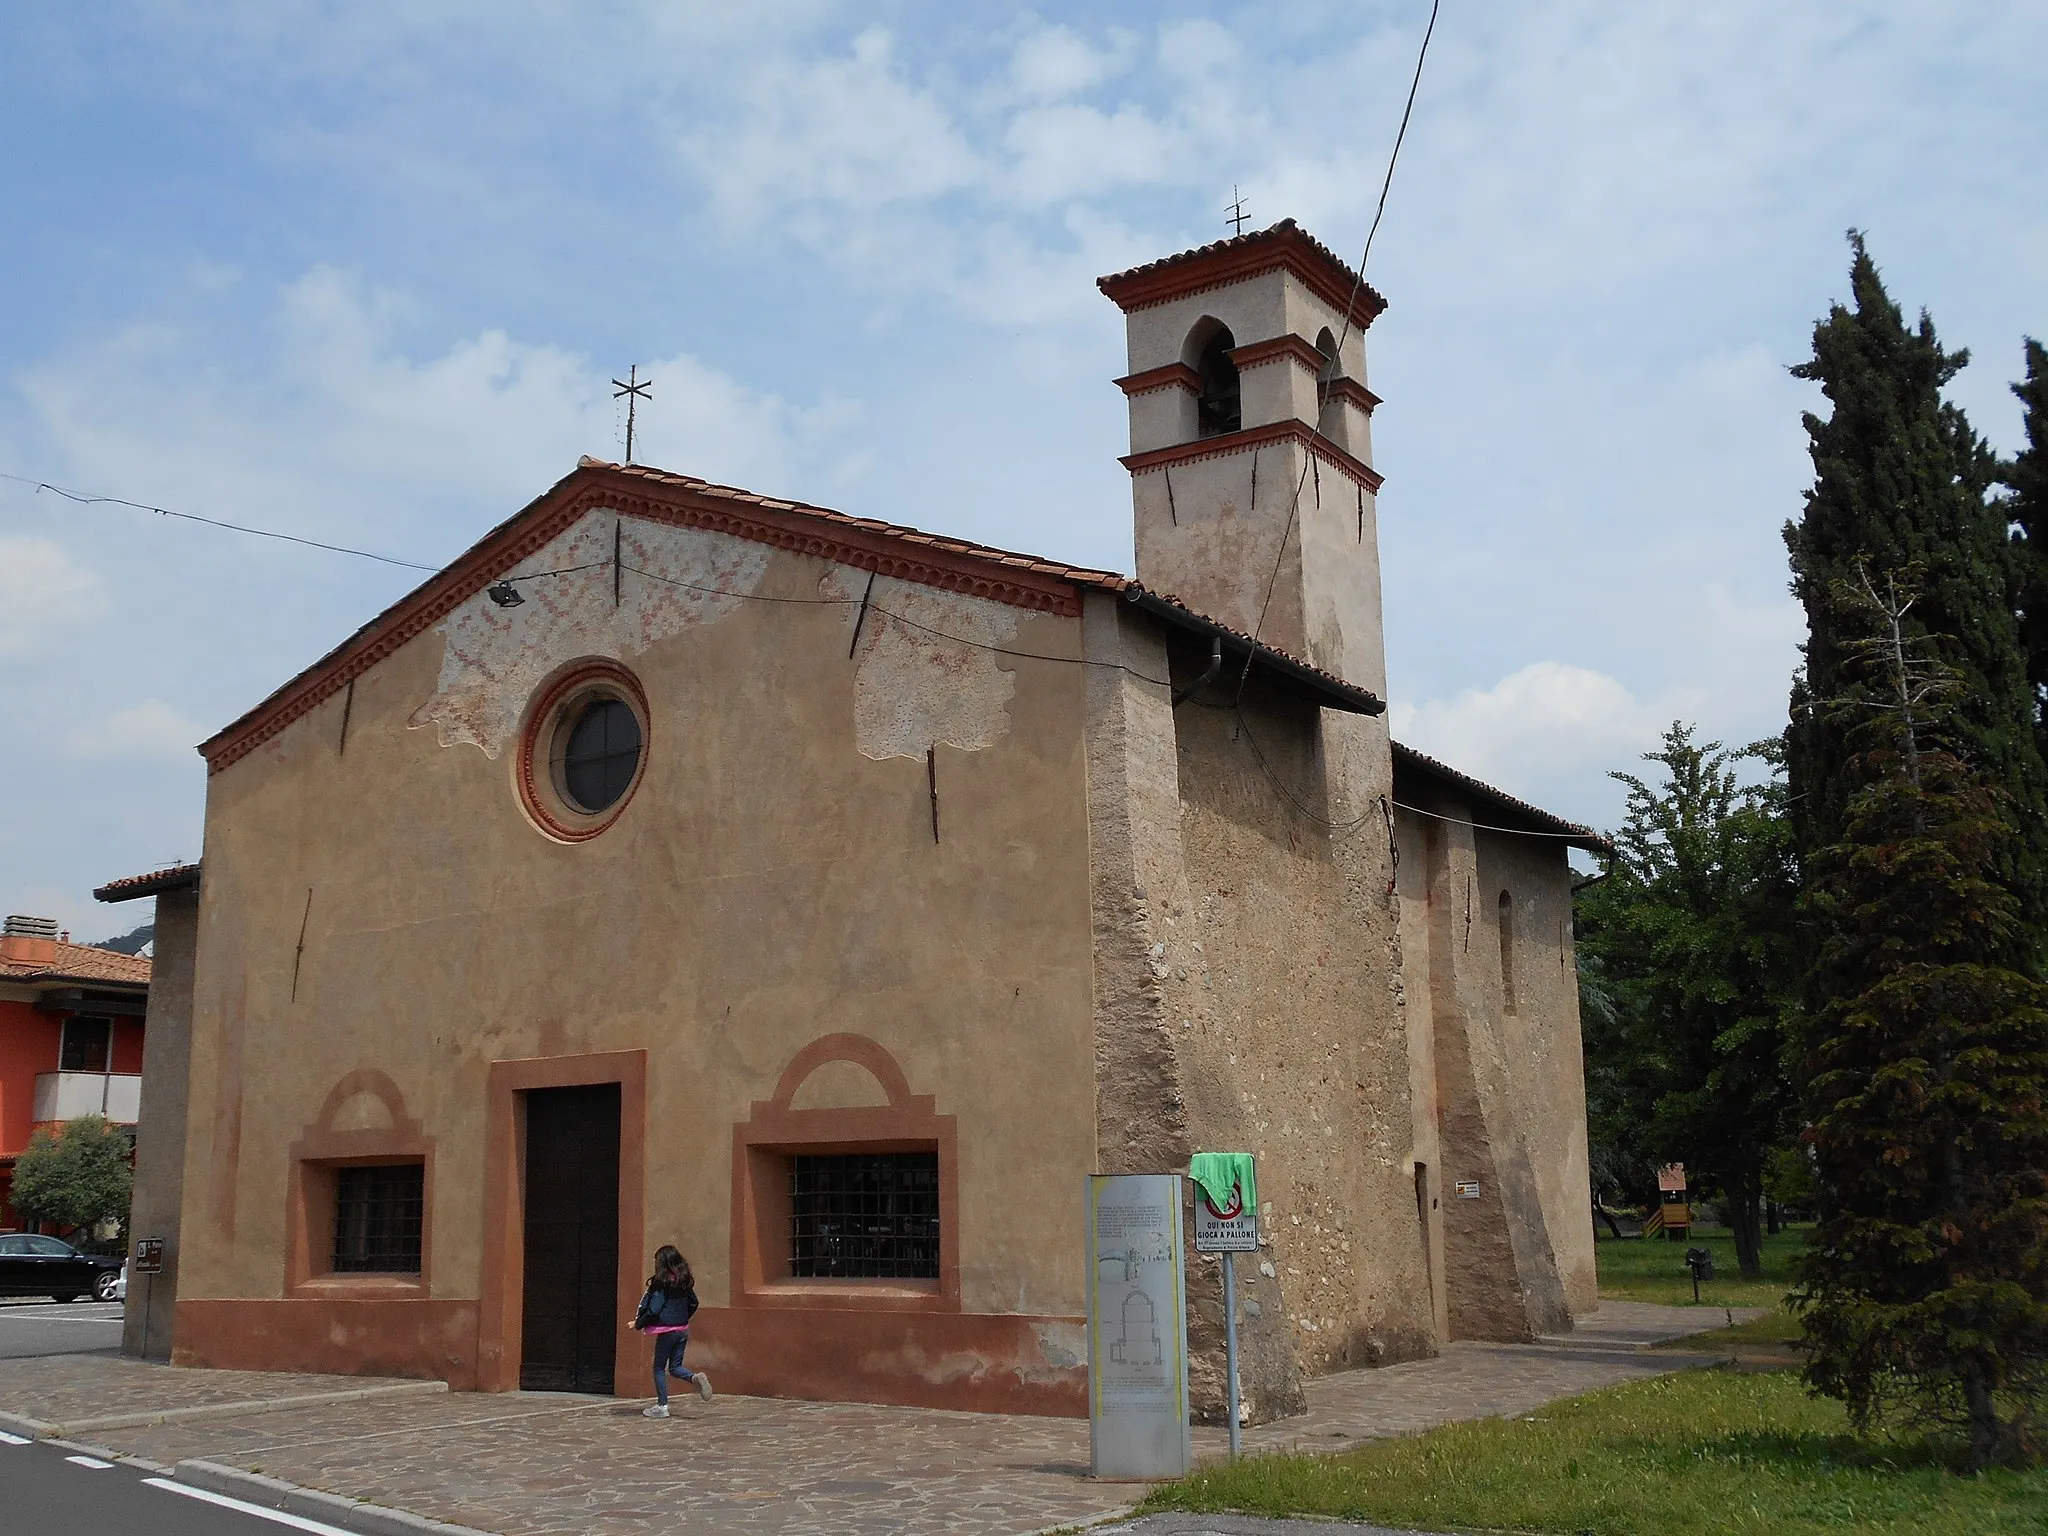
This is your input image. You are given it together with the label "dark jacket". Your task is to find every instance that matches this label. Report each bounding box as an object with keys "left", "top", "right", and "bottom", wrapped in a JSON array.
[{"left": 638, "top": 1281, "right": 699, "bottom": 1331}]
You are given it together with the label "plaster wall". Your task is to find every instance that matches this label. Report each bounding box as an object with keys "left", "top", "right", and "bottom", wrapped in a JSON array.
[
  {"left": 174, "top": 512, "right": 1101, "bottom": 1407},
  {"left": 124, "top": 885, "right": 197, "bottom": 1359},
  {"left": 1476, "top": 829, "right": 1596, "bottom": 1314},
  {"left": 1393, "top": 809, "right": 1449, "bottom": 1341},
  {"left": 1411, "top": 798, "right": 1575, "bottom": 1341},
  {"left": 1139, "top": 638, "right": 1427, "bottom": 1414},
  {"left": 1129, "top": 438, "right": 1384, "bottom": 695},
  {"left": 0, "top": 993, "right": 60, "bottom": 1160}
]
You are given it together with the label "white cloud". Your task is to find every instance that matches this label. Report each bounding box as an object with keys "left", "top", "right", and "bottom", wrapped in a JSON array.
[
  {"left": 1390, "top": 662, "right": 1675, "bottom": 826},
  {"left": 1010, "top": 26, "right": 1130, "bottom": 100},
  {"left": 15, "top": 266, "right": 859, "bottom": 565},
  {"left": 682, "top": 29, "right": 979, "bottom": 228},
  {"left": 0, "top": 535, "right": 102, "bottom": 655},
  {"left": 67, "top": 701, "right": 204, "bottom": 761}
]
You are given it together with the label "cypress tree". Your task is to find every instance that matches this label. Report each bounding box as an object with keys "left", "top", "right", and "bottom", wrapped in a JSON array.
[
  {"left": 2008, "top": 338, "right": 2048, "bottom": 748},
  {"left": 1795, "top": 569, "right": 2048, "bottom": 1468},
  {"left": 1784, "top": 236, "right": 2048, "bottom": 950}
]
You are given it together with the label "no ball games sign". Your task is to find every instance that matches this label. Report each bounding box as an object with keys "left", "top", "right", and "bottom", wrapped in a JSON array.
[{"left": 1192, "top": 1156, "right": 1258, "bottom": 1253}]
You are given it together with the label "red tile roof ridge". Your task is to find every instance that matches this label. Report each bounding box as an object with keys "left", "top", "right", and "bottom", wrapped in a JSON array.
[
  {"left": 1390, "top": 741, "right": 1613, "bottom": 854},
  {"left": 93, "top": 863, "right": 202, "bottom": 903},
  {"left": 1096, "top": 218, "right": 1389, "bottom": 324},
  {"left": 0, "top": 938, "right": 152, "bottom": 986}
]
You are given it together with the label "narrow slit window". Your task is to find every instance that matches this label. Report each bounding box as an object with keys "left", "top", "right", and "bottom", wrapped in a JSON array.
[
  {"left": 1498, "top": 890, "right": 1516, "bottom": 1015},
  {"left": 332, "top": 1163, "right": 425, "bottom": 1274},
  {"left": 789, "top": 1151, "right": 939, "bottom": 1280}
]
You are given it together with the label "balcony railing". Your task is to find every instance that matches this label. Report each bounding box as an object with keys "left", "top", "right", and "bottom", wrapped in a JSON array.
[{"left": 32, "top": 1071, "right": 142, "bottom": 1125}]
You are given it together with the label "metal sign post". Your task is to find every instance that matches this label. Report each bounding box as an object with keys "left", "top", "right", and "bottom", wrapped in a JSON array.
[
  {"left": 1191, "top": 1156, "right": 1258, "bottom": 1457},
  {"left": 134, "top": 1237, "right": 164, "bottom": 1360}
]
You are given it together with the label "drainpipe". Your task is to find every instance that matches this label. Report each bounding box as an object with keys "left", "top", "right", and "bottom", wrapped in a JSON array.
[{"left": 1171, "top": 635, "right": 1224, "bottom": 708}]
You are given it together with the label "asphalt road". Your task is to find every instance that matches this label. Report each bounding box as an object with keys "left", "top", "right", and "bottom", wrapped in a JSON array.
[
  {"left": 2, "top": 1430, "right": 367, "bottom": 1535},
  {"left": 0, "top": 1297, "right": 124, "bottom": 1359}
]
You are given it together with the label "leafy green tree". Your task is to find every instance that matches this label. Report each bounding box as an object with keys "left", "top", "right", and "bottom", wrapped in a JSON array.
[
  {"left": 1575, "top": 723, "right": 1799, "bottom": 1277},
  {"left": 1794, "top": 567, "right": 2048, "bottom": 1468},
  {"left": 1784, "top": 235, "right": 2048, "bottom": 953},
  {"left": 10, "top": 1114, "right": 133, "bottom": 1237},
  {"left": 2008, "top": 338, "right": 2048, "bottom": 747}
]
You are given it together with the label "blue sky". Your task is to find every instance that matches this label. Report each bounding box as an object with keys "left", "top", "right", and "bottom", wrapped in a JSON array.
[{"left": 2, "top": 2, "right": 2043, "bottom": 938}]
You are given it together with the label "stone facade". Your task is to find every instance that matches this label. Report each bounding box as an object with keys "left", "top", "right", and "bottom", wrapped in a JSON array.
[{"left": 135, "top": 222, "right": 1601, "bottom": 1421}]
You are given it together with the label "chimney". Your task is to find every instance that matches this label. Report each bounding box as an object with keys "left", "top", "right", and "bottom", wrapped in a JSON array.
[{"left": 1, "top": 915, "right": 62, "bottom": 966}]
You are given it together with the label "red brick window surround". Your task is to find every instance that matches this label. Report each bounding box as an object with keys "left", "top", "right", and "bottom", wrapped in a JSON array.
[
  {"left": 515, "top": 659, "right": 650, "bottom": 843},
  {"left": 731, "top": 1034, "right": 960, "bottom": 1313},
  {"left": 286, "top": 1070, "right": 434, "bottom": 1300}
]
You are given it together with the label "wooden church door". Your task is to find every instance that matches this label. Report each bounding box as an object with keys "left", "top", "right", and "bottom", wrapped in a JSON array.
[{"left": 519, "top": 1083, "right": 621, "bottom": 1392}]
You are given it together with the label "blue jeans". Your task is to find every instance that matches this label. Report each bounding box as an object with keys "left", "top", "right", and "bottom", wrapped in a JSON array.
[{"left": 651, "top": 1330, "right": 694, "bottom": 1404}]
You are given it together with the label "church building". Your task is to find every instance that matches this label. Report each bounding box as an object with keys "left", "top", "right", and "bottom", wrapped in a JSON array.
[{"left": 122, "top": 222, "right": 1603, "bottom": 1420}]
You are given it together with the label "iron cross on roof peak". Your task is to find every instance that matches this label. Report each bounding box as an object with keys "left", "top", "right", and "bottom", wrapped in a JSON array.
[
  {"left": 611, "top": 364, "right": 654, "bottom": 463},
  {"left": 1225, "top": 186, "right": 1250, "bottom": 236}
]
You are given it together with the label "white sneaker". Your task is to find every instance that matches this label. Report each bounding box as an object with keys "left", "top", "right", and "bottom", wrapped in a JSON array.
[
  {"left": 694, "top": 1373, "right": 714, "bottom": 1400},
  {"left": 642, "top": 1403, "right": 669, "bottom": 1419}
]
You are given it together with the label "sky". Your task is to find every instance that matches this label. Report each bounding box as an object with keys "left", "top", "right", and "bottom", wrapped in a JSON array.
[{"left": 2, "top": 2, "right": 2043, "bottom": 940}]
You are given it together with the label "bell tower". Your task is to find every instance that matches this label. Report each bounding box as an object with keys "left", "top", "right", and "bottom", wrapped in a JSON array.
[{"left": 1098, "top": 219, "right": 1388, "bottom": 695}]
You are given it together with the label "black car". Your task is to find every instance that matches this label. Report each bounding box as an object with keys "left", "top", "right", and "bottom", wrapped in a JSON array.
[{"left": 0, "top": 1234, "right": 123, "bottom": 1301}]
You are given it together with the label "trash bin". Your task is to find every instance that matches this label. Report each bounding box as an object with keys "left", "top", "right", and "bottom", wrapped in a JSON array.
[{"left": 1684, "top": 1246, "right": 1714, "bottom": 1300}]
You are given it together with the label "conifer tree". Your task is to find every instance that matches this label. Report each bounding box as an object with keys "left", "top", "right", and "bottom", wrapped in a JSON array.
[
  {"left": 1795, "top": 567, "right": 2048, "bottom": 1468},
  {"left": 2008, "top": 339, "right": 2048, "bottom": 746},
  {"left": 1784, "top": 236, "right": 2048, "bottom": 950}
]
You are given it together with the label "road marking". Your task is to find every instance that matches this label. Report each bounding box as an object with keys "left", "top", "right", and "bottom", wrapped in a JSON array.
[
  {"left": 0, "top": 1430, "right": 30, "bottom": 1445},
  {"left": 66, "top": 1454, "right": 115, "bottom": 1468},
  {"left": 0, "top": 1313, "right": 125, "bottom": 1325},
  {"left": 143, "top": 1478, "right": 362, "bottom": 1535}
]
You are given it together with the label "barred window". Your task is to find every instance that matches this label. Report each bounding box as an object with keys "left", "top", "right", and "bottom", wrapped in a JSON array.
[
  {"left": 790, "top": 1152, "right": 939, "bottom": 1280},
  {"left": 332, "top": 1163, "right": 424, "bottom": 1274}
]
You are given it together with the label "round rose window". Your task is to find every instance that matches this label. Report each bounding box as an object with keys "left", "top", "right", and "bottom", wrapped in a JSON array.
[{"left": 517, "top": 661, "right": 649, "bottom": 841}]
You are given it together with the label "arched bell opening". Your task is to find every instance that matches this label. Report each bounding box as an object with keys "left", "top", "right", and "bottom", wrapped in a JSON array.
[{"left": 1183, "top": 318, "right": 1242, "bottom": 438}]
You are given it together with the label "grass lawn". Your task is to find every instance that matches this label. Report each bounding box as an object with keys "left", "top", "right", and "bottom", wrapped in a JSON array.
[
  {"left": 1596, "top": 1222, "right": 1809, "bottom": 1309},
  {"left": 1139, "top": 1368, "right": 2048, "bottom": 1535}
]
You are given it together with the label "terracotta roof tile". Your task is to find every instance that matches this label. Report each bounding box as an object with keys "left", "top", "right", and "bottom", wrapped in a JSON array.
[
  {"left": 1391, "top": 742, "right": 1613, "bottom": 855},
  {"left": 1097, "top": 219, "right": 1388, "bottom": 329},
  {"left": 94, "top": 863, "right": 201, "bottom": 903},
  {"left": 0, "top": 938, "right": 152, "bottom": 987}
]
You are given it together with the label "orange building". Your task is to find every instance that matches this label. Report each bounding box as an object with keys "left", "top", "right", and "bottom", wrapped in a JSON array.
[{"left": 0, "top": 915, "right": 150, "bottom": 1229}]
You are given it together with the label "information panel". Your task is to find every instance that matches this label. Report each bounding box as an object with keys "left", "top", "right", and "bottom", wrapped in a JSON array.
[{"left": 1086, "top": 1173, "right": 1191, "bottom": 1480}]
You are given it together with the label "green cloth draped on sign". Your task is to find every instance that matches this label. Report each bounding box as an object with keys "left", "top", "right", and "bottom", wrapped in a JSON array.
[{"left": 1189, "top": 1152, "right": 1256, "bottom": 1219}]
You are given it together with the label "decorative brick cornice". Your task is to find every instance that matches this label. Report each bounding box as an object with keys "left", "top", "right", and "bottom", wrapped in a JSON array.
[
  {"left": 1320, "top": 377, "right": 1382, "bottom": 416},
  {"left": 1098, "top": 220, "right": 1388, "bottom": 332},
  {"left": 1119, "top": 418, "right": 1385, "bottom": 493},
  {"left": 1229, "top": 334, "right": 1328, "bottom": 374},
  {"left": 1114, "top": 362, "right": 1202, "bottom": 397},
  {"left": 199, "top": 461, "right": 1124, "bottom": 775}
]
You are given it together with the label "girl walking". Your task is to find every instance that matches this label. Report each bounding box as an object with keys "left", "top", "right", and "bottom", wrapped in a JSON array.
[{"left": 633, "top": 1245, "right": 712, "bottom": 1418}]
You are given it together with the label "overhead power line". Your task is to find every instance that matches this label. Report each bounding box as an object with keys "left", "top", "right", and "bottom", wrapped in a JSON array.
[{"left": 0, "top": 469, "right": 443, "bottom": 571}]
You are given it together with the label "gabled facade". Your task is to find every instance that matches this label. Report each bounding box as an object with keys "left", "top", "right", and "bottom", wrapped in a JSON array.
[{"left": 137, "top": 222, "right": 1602, "bottom": 1419}]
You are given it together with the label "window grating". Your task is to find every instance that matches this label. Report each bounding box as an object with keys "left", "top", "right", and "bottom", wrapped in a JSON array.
[
  {"left": 557, "top": 697, "right": 641, "bottom": 813},
  {"left": 790, "top": 1152, "right": 939, "bottom": 1280},
  {"left": 332, "top": 1163, "right": 424, "bottom": 1274}
]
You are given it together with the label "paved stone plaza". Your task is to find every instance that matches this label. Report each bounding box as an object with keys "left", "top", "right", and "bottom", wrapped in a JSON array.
[{"left": 0, "top": 1301, "right": 1753, "bottom": 1536}]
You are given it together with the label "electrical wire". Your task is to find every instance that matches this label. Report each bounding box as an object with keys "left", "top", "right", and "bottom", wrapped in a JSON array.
[
  {"left": 1391, "top": 799, "right": 1604, "bottom": 842},
  {"left": 620, "top": 560, "right": 1181, "bottom": 689},
  {"left": 1240, "top": 0, "right": 1442, "bottom": 687},
  {"left": 0, "top": 469, "right": 443, "bottom": 572}
]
